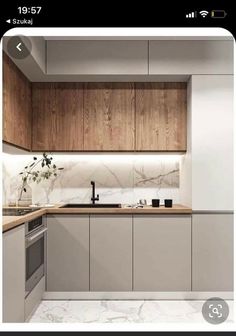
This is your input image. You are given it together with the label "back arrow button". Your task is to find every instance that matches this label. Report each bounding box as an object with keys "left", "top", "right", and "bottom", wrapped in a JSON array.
[{"left": 16, "top": 42, "right": 22, "bottom": 51}]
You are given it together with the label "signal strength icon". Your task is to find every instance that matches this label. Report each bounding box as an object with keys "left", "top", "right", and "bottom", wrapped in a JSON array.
[
  {"left": 199, "top": 10, "right": 209, "bottom": 17},
  {"left": 186, "top": 11, "right": 196, "bottom": 18}
]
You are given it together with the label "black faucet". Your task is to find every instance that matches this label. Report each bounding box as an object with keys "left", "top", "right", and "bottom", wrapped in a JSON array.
[{"left": 91, "top": 181, "right": 99, "bottom": 204}]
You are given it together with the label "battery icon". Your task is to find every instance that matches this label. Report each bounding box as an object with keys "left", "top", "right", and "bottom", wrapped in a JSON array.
[{"left": 211, "top": 10, "right": 227, "bottom": 18}]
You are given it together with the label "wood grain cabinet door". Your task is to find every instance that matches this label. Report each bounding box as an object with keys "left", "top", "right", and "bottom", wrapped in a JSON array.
[
  {"left": 133, "top": 215, "right": 191, "bottom": 291},
  {"left": 84, "top": 83, "right": 135, "bottom": 151},
  {"left": 135, "top": 83, "right": 187, "bottom": 151},
  {"left": 3, "top": 53, "right": 31, "bottom": 150},
  {"left": 32, "top": 83, "right": 84, "bottom": 151},
  {"left": 90, "top": 215, "right": 132, "bottom": 291}
]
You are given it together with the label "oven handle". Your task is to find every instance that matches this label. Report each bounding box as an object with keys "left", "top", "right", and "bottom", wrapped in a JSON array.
[{"left": 26, "top": 227, "right": 48, "bottom": 242}]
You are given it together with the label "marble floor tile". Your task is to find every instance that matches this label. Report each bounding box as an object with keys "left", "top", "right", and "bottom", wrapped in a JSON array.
[{"left": 29, "top": 300, "right": 234, "bottom": 323}]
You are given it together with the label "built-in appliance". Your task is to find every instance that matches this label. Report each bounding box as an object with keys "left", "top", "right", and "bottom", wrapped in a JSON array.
[
  {"left": 3, "top": 208, "right": 40, "bottom": 216},
  {"left": 25, "top": 216, "right": 47, "bottom": 297}
]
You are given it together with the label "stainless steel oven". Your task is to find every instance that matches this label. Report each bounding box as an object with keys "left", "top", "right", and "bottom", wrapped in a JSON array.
[{"left": 25, "top": 216, "right": 47, "bottom": 297}]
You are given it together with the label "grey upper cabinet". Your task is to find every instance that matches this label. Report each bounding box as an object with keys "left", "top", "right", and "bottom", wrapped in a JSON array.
[
  {"left": 47, "top": 40, "right": 148, "bottom": 75},
  {"left": 90, "top": 215, "right": 132, "bottom": 291},
  {"left": 192, "top": 214, "right": 233, "bottom": 291},
  {"left": 133, "top": 215, "right": 191, "bottom": 291},
  {"left": 149, "top": 41, "right": 233, "bottom": 75},
  {"left": 3, "top": 225, "right": 25, "bottom": 322},
  {"left": 46, "top": 215, "right": 89, "bottom": 291}
]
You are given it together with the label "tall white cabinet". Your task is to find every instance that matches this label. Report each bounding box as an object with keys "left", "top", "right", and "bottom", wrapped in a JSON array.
[{"left": 186, "top": 75, "right": 234, "bottom": 211}]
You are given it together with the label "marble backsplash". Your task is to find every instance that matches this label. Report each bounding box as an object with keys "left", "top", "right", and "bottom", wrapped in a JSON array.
[{"left": 2, "top": 154, "right": 180, "bottom": 205}]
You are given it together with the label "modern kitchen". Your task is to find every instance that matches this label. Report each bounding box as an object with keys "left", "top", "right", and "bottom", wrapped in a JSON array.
[{"left": 1, "top": 29, "right": 234, "bottom": 324}]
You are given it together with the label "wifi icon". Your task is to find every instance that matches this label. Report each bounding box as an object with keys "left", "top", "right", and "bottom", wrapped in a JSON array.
[{"left": 199, "top": 10, "right": 209, "bottom": 17}]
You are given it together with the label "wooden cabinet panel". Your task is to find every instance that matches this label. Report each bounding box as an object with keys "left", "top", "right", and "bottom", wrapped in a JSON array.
[
  {"left": 32, "top": 83, "right": 83, "bottom": 151},
  {"left": 135, "top": 83, "right": 187, "bottom": 151},
  {"left": 133, "top": 215, "right": 191, "bottom": 291},
  {"left": 84, "top": 83, "right": 135, "bottom": 150},
  {"left": 90, "top": 215, "right": 132, "bottom": 291},
  {"left": 192, "top": 214, "right": 233, "bottom": 291},
  {"left": 47, "top": 215, "right": 89, "bottom": 291},
  {"left": 3, "top": 225, "right": 25, "bottom": 322},
  {"left": 3, "top": 52, "right": 31, "bottom": 150}
]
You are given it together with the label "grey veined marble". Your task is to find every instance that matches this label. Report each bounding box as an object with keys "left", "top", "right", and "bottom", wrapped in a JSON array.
[
  {"left": 29, "top": 300, "right": 234, "bottom": 323},
  {"left": 2, "top": 155, "right": 180, "bottom": 205}
]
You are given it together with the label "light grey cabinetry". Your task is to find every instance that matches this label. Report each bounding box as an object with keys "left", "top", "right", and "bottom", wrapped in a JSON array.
[
  {"left": 133, "top": 215, "right": 191, "bottom": 291},
  {"left": 3, "top": 225, "right": 25, "bottom": 322},
  {"left": 90, "top": 215, "right": 132, "bottom": 291},
  {"left": 47, "top": 41, "right": 148, "bottom": 75},
  {"left": 149, "top": 41, "right": 233, "bottom": 75},
  {"left": 192, "top": 214, "right": 233, "bottom": 291},
  {"left": 46, "top": 215, "right": 89, "bottom": 291}
]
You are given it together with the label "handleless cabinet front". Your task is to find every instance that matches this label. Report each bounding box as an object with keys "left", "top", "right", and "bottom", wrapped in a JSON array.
[
  {"left": 90, "top": 215, "right": 132, "bottom": 291},
  {"left": 46, "top": 215, "right": 89, "bottom": 291},
  {"left": 3, "top": 225, "right": 25, "bottom": 322},
  {"left": 133, "top": 215, "right": 191, "bottom": 291}
]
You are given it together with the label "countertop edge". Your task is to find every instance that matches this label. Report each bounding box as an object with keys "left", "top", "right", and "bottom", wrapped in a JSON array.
[{"left": 2, "top": 204, "right": 192, "bottom": 233}]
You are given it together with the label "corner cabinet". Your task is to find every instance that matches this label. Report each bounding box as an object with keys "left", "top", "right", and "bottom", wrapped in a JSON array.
[
  {"left": 2, "top": 225, "right": 25, "bottom": 322},
  {"left": 3, "top": 52, "right": 31, "bottom": 150},
  {"left": 46, "top": 215, "right": 89, "bottom": 291},
  {"left": 133, "top": 215, "right": 191, "bottom": 291}
]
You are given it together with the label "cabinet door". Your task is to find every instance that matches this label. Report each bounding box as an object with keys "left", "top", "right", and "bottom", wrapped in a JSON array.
[
  {"left": 133, "top": 215, "right": 191, "bottom": 291},
  {"left": 90, "top": 215, "right": 132, "bottom": 291},
  {"left": 3, "top": 52, "right": 31, "bottom": 150},
  {"left": 3, "top": 225, "right": 25, "bottom": 322},
  {"left": 32, "top": 83, "right": 84, "bottom": 151},
  {"left": 47, "top": 40, "right": 148, "bottom": 75},
  {"left": 192, "top": 214, "right": 233, "bottom": 291},
  {"left": 84, "top": 83, "right": 135, "bottom": 151},
  {"left": 135, "top": 83, "right": 187, "bottom": 151},
  {"left": 47, "top": 215, "right": 89, "bottom": 291}
]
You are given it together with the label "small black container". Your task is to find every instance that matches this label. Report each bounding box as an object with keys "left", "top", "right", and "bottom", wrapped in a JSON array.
[
  {"left": 164, "top": 199, "right": 173, "bottom": 207},
  {"left": 152, "top": 199, "right": 160, "bottom": 207}
]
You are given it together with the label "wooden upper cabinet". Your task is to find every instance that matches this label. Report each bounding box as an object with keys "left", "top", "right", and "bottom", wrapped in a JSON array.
[
  {"left": 3, "top": 52, "right": 31, "bottom": 150},
  {"left": 135, "top": 83, "right": 187, "bottom": 151},
  {"left": 32, "top": 83, "right": 83, "bottom": 151},
  {"left": 84, "top": 83, "right": 135, "bottom": 151}
]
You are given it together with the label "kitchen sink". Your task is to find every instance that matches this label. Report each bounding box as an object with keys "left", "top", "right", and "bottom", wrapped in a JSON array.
[{"left": 62, "top": 203, "right": 122, "bottom": 208}]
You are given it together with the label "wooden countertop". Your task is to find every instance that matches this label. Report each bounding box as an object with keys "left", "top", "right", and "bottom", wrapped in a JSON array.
[{"left": 2, "top": 204, "right": 192, "bottom": 232}]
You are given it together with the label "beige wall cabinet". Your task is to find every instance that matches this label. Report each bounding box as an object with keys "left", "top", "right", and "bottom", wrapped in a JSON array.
[
  {"left": 192, "top": 214, "right": 233, "bottom": 291},
  {"left": 90, "top": 215, "right": 132, "bottom": 291},
  {"left": 133, "top": 215, "right": 191, "bottom": 291},
  {"left": 46, "top": 215, "right": 89, "bottom": 291},
  {"left": 47, "top": 40, "right": 148, "bottom": 75},
  {"left": 2, "top": 225, "right": 25, "bottom": 322}
]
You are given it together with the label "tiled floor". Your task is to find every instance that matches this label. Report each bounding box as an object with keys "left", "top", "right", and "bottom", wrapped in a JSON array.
[{"left": 29, "top": 300, "right": 234, "bottom": 323}]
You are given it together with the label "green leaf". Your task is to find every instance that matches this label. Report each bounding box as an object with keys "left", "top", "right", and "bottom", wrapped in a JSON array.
[
  {"left": 23, "top": 188, "right": 26, "bottom": 192},
  {"left": 19, "top": 172, "right": 23, "bottom": 175},
  {"left": 24, "top": 166, "right": 28, "bottom": 169},
  {"left": 58, "top": 167, "right": 64, "bottom": 170},
  {"left": 53, "top": 164, "right": 56, "bottom": 169},
  {"left": 33, "top": 157, "right": 37, "bottom": 160},
  {"left": 41, "top": 162, "right": 45, "bottom": 167}
]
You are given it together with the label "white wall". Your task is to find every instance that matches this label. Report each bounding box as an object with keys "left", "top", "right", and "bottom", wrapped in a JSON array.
[{"left": 191, "top": 75, "right": 234, "bottom": 211}]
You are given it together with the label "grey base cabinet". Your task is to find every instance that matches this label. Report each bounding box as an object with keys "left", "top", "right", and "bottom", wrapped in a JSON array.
[
  {"left": 192, "top": 214, "right": 233, "bottom": 291},
  {"left": 90, "top": 215, "right": 132, "bottom": 291},
  {"left": 3, "top": 225, "right": 25, "bottom": 322},
  {"left": 46, "top": 215, "right": 89, "bottom": 291},
  {"left": 133, "top": 215, "right": 191, "bottom": 291}
]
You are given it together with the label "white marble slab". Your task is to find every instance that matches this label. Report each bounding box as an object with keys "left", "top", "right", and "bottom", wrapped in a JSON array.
[{"left": 29, "top": 300, "right": 234, "bottom": 323}]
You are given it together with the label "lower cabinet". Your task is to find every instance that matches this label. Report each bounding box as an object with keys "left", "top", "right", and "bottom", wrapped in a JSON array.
[
  {"left": 133, "top": 215, "right": 191, "bottom": 291},
  {"left": 3, "top": 225, "right": 25, "bottom": 322},
  {"left": 90, "top": 215, "right": 132, "bottom": 291},
  {"left": 192, "top": 214, "right": 233, "bottom": 291},
  {"left": 46, "top": 215, "right": 89, "bottom": 291}
]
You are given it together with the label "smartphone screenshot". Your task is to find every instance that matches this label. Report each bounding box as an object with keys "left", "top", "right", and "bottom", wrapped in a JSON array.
[{"left": 0, "top": 2, "right": 235, "bottom": 334}]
